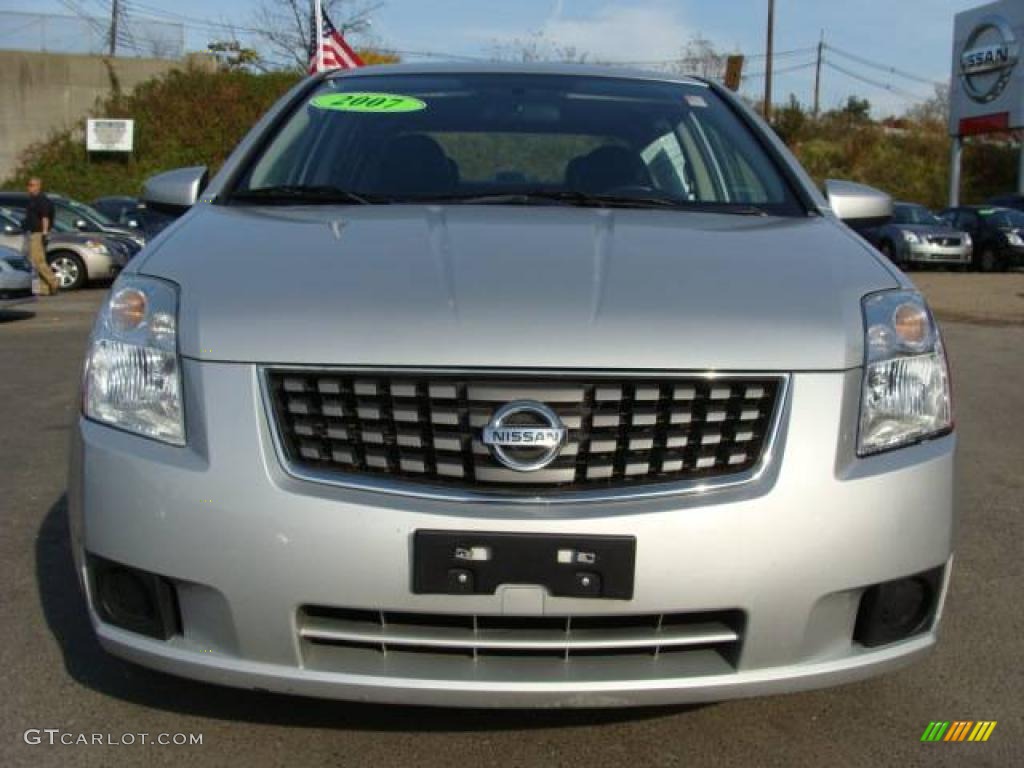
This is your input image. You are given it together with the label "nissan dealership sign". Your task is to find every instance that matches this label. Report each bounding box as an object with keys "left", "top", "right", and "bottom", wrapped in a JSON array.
[{"left": 950, "top": 0, "right": 1023, "bottom": 136}]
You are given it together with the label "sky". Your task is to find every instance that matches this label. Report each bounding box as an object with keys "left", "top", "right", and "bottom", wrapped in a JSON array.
[{"left": 0, "top": 0, "right": 989, "bottom": 116}]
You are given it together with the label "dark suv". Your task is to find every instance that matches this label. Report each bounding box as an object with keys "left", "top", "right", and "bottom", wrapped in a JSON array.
[
  {"left": 986, "top": 195, "right": 1024, "bottom": 212},
  {"left": 938, "top": 206, "right": 1024, "bottom": 272}
]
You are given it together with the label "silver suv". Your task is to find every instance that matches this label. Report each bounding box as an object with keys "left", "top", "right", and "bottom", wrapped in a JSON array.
[{"left": 69, "top": 65, "right": 955, "bottom": 708}]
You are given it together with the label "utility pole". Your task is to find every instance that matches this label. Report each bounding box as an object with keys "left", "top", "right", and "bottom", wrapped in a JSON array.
[
  {"left": 813, "top": 30, "right": 824, "bottom": 117},
  {"left": 108, "top": 0, "right": 120, "bottom": 57},
  {"left": 764, "top": 0, "right": 775, "bottom": 122}
]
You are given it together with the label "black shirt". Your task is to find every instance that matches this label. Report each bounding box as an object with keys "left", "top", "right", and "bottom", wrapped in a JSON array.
[{"left": 24, "top": 194, "right": 55, "bottom": 234}]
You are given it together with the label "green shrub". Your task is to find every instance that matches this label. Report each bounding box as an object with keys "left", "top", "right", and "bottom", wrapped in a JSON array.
[{"left": 4, "top": 64, "right": 300, "bottom": 200}]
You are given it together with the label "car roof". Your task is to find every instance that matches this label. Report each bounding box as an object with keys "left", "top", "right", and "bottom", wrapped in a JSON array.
[
  {"left": 0, "top": 190, "right": 68, "bottom": 203},
  {"left": 324, "top": 61, "right": 708, "bottom": 87}
]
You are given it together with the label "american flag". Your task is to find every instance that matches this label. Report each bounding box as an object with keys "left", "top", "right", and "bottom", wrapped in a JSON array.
[{"left": 308, "top": 2, "right": 364, "bottom": 73}]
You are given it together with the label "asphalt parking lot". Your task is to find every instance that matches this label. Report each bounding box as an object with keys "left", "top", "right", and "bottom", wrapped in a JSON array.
[{"left": 1, "top": 276, "right": 1021, "bottom": 767}]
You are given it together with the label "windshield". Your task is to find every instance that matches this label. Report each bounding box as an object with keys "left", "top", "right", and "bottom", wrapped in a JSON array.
[
  {"left": 985, "top": 209, "right": 1024, "bottom": 228},
  {"left": 62, "top": 199, "right": 116, "bottom": 226},
  {"left": 234, "top": 73, "right": 802, "bottom": 215},
  {"left": 893, "top": 204, "right": 941, "bottom": 226}
]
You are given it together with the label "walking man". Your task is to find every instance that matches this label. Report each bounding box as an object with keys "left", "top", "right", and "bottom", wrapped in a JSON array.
[{"left": 24, "top": 177, "right": 60, "bottom": 295}]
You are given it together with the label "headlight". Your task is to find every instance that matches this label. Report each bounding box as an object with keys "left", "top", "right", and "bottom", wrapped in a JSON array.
[
  {"left": 858, "top": 290, "right": 952, "bottom": 455},
  {"left": 84, "top": 239, "right": 109, "bottom": 254},
  {"left": 961, "top": 232, "right": 972, "bottom": 247},
  {"left": 1007, "top": 232, "right": 1023, "bottom": 246},
  {"left": 83, "top": 275, "right": 184, "bottom": 445},
  {"left": 901, "top": 231, "right": 920, "bottom": 244}
]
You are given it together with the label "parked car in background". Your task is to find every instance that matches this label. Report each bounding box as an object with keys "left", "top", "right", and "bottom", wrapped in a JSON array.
[
  {"left": 863, "top": 202, "right": 971, "bottom": 270},
  {"left": 938, "top": 205, "right": 1024, "bottom": 272},
  {"left": 0, "top": 191, "right": 145, "bottom": 250},
  {"left": 985, "top": 194, "right": 1024, "bottom": 212},
  {"left": 71, "top": 64, "right": 956, "bottom": 708},
  {"left": 0, "top": 207, "right": 131, "bottom": 290},
  {"left": 6, "top": 201, "right": 142, "bottom": 265},
  {"left": 0, "top": 244, "right": 32, "bottom": 307},
  {"left": 92, "top": 195, "right": 178, "bottom": 239},
  {"left": 92, "top": 195, "right": 140, "bottom": 225}
]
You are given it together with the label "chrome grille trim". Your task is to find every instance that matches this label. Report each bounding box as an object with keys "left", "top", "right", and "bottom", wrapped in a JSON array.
[
  {"left": 298, "top": 606, "right": 744, "bottom": 666},
  {"left": 259, "top": 367, "right": 790, "bottom": 505}
]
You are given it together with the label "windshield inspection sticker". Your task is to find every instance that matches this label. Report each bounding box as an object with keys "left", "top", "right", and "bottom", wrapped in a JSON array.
[
  {"left": 311, "top": 92, "right": 427, "bottom": 113},
  {"left": 685, "top": 94, "right": 708, "bottom": 108}
]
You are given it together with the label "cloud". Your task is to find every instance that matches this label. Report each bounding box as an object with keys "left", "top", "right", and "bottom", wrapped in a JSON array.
[
  {"left": 540, "top": 3, "right": 691, "bottom": 61},
  {"left": 478, "top": 2, "right": 692, "bottom": 63}
]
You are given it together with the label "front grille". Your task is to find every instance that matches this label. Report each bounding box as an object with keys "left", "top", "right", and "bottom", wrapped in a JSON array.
[
  {"left": 266, "top": 371, "right": 783, "bottom": 494},
  {"left": 926, "top": 236, "right": 961, "bottom": 247},
  {"left": 299, "top": 606, "right": 743, "bottom": 676}
]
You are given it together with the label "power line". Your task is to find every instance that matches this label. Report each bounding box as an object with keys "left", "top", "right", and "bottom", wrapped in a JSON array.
[
  {"left": 745, "top": 45, "right": 818, "bottom": 61},
  {"left": 823, "top": 59, "right": 929, "bottom": 102},
  {"left": 741, "top": 60, "right": 817, "bottom": 80},
  {"left": 825, "top": 43, "right": 944, "bottom": 88},
  {"left": 614, "top": 46, "right": 817, "bottom": 67}
]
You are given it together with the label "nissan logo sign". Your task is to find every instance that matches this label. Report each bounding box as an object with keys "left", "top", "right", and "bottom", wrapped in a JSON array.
[
  {"left": 482, "top": 401, "right": 567, "bottom": 472},
  {"left": 960, "top": 15, "right": 1019, "bottom": 104}
]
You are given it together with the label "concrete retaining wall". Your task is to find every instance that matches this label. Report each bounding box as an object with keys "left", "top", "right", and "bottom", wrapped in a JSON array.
[{"left": 0, "top": 50, "right": 212, "bottom": 181}]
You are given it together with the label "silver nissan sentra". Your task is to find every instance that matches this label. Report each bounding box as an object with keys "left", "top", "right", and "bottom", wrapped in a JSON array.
[{"left": 68, "top": 64, "right": 955, "bottom": 708}]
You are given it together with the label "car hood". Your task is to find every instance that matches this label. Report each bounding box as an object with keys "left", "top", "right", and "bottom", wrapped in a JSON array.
[
  {"left": 105, "top": 226, "right": 145, "bottom": 241},
  {"left": 48, "top": 232, "right": 103, "bottom": 246},
  {"left": 140, "top": 205, "right": 898, "bottom": 371},
  {"left": 897, "top": 224, "right": 963, "bottom": 237}
]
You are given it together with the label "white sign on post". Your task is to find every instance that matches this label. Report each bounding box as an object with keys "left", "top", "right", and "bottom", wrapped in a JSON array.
[{"left": 86, "top": 119, "right": 135, "bottom": 152}]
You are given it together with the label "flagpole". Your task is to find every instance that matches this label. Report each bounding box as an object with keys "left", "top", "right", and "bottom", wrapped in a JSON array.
[{"left": 314, "top": 0, "right": 324, "bottom": 72}]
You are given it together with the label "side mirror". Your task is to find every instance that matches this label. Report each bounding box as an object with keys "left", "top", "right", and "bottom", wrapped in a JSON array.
[
  {"left": 824, "top": 179, "right": 893, "bottom": 231},
  {"left": 142, "top": 166, "right": 209, "bottom": 213},
  {"left": 75, "top": 218, "right": 90, "bottom": 230},
  {"left": 2, "top": 223, "right": 19, "bottom": 235}
]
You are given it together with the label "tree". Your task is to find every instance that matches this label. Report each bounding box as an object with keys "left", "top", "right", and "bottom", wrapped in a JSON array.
[
  {"left": 906, "top": 85, "right": 950, "bottom": 128},
  {"left": 838, "top": 95, "right": 871, "bottom": 123},
  {"left": 252, "top": 0, "right": 381, "bottom": 70},
  {"left": 492, "top": 31, "right": 589, "bottom": 63},
  {"left": 772, "top": 94, "right": 808, "bottom": 144},
  {"left": 670, "top": 35, "right": 733, "bottom": 81}
]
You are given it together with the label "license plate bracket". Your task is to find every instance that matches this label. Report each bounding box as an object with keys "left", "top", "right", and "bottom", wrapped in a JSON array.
[{"left": 413, "top": 530, "right": 636, "bottom": 599}]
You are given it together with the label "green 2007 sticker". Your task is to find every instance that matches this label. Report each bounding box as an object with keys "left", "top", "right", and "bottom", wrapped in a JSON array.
[{"left": 311, "top": 92, "right": 427, "bottom": 113}]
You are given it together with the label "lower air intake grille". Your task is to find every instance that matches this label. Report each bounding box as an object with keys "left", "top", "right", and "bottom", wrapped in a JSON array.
[
  {"left": 298, "top": 606, "right": 744, "bottom": 674},
  {"left": 266, "top": 371, "right": 783, "bottom": 493}
]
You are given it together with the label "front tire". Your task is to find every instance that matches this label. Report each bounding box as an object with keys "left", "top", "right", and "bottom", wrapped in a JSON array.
[
  {"left": 880, "top": 241, "right": 907, "bottom": 269},
  {"left": 47, "top": 251, "right": 87, "bottom": 291},
  {"left": 978, "top": 248, "right": 997, "bottom": 273}
]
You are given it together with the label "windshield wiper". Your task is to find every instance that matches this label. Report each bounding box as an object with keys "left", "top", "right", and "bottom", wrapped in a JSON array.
[
  {"left": 231, "top": 185, "right": 377, "bottom": 205},
  {"left": 410, "top": 191, "right": 769, "bottom": 215}
]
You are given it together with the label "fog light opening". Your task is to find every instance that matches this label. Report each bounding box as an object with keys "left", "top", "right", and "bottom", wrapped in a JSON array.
[
  {"left": 853, "top": 567, "right": 944, "bottom": 648},
  {"left": 89, "top": 555, "right": 181, "bottom": 640}
]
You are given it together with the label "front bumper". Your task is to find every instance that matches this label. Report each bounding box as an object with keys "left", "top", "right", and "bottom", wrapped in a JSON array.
[
  {"left": 69, "top": 363, "right": 956, "bottom": 708},
  {"left": 0, "top": 275, "right": 33, "bottom": 306},
  {"left": 905, "top": 242, "right": 972, "bottom": 265}
]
